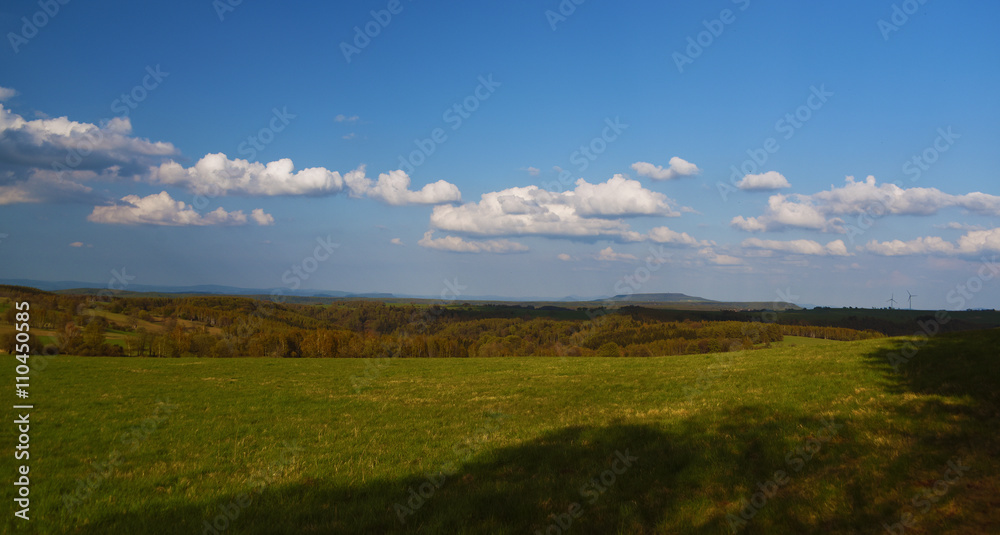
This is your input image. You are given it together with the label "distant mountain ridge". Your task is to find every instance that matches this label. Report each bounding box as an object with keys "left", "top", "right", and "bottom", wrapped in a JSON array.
[
  {"left": 0, "top": 279, "right": 803, "bottom": 309},
  {"left": 603, "top": 292, "right": 801, "bottom": 311},
  {"left": 609, "top": 293, "right": 714, "bottom": 302},
  {"left": 0, "top": 279, "right": 391, "bottom": 299}
]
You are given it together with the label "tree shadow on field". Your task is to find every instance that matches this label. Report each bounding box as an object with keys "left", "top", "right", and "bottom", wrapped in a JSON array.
[
  {"left": 861, "top": 328, "right": 1000, "bottom": 532},
  {"left": 63, "top": 401, "right": 931, "bottom": 535},
  {"left": 862, "top": 327, "right": 1000, "bottom": 416}
]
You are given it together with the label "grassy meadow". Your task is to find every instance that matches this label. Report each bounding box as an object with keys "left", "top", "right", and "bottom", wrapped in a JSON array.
[{"left": 3, "top": 329, "right": 999, "bottom": 534}]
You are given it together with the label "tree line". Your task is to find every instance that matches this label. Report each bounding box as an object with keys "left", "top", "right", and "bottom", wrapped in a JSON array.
[{"left": 0, "top": 288, "right": 884, "bottom": 359}]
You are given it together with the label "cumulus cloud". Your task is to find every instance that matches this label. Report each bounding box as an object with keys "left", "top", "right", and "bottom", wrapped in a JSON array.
[
  {"left": 731, "top": 176, "right": 1000, "bottom": 233},
  {"left": 151, "top": 154, "right": 356, "bottom": 196},
  {"left": 521, "top": 166, "right": 540, "bottom": 176},
  {"left": 151, "top": 156, "right": 461, "bottom": 205},
  {"left": 731, "top": 194, "right": 831, "bottom": 232},
  {"left": 647, "top": 226, "right": 711, "bottom": 247},
  {"left": 737, "top": 171, "right": 791, "bottom": 191},
  {"left": 864, "top": 228, "right": 1000, "bottom": 257},
  {"left": 557, "top": 253, "right": 574, "bottom": 261},
  {"left": 417, "top": 230, "right": 528, "bottom": 253},
  {"left": 0, "top": 87, "right": 18, "bottom": 102},
  {"left": 810, "top": 176, "right": 1000, "bottom": 216},
  {"left": 596, "top": 247, "right": 637, "bottom": 262},
  {"left": 0, "top": 102, "right": 179, "bottom": 205},
  {"left": 87, "top": 191, "right": 273, "bottom": 226},
  {"left": 350, "top": 169, "right": 462, "bottom": 205},
  {"left": 698, "top": 248, "right": 743, "bottom": 266},
  {"left": 632, "top": 156, "right": 701, "bottom": 180},
  {"left": 390, "top": 238, "right": 404, "bottom": 246},
  {"left": 429, "top": 175, "right": 676, "bottom": 241},
  {"left": 0, "top": 168, "right": 99, "bottom": 205},
  {"left": 729, "top": 216, "right": 767, "bottom": 233},
  {"left": 631, "top": 157, "right": 700, "bottom": 181},
  {"left": 250, "top": 208, "right": 275, "bottom": 226},
  {"left": 0, "top": 104, "right": 178, "bottom": 177},
  {"left": 572, "top": 175, "right": 680, "bottom": 217},
  {"left": 742, "top": 238, "right": 850, "bottom": 256},
  {"left": 824, "top": 240, "right": 850, "bottom": 256},
  {"left": 69, "top": 241, "right": 84, "bottom": 247},
  {"left": 0, "top": 95, "right": 458, "bottom": 210},
  {"left": 334, "top": 114, "right": 359, "bottom": 123}
]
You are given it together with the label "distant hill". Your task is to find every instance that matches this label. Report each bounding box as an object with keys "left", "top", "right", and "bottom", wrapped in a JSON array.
[
  {"left": 0, "top": 279, "right": 392, "bottom": 299},
  {"left": 609, "top": 293, "right": 714, "bottom": 303},
  {"left": 0, "top": 280, "right": 801, "bottom": 309},
  {"left": 0, "top": 279, "right": 103, "bottom": 292},
  {"left": 600, "top": 292, "right": 801, "bottom": 311}
]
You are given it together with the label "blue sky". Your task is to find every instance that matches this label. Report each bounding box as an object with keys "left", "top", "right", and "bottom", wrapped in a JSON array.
[{"left": 1, "top": 0, "right": 998, "bottom": 308}]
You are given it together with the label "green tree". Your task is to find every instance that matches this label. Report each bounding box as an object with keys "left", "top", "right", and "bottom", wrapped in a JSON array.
[
  {"left": 597, "top": 342, "right": 621, "bottom": 358},
  {"left": 82, "top": 320, "right": 106, "bottom": 352}
]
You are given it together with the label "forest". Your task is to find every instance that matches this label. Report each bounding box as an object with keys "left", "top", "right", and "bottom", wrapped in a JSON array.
[
  {"left": 0, "top": 287, "right": 882, "bottom": 358},
  {"left": 0, "top": 285, "right": 891, "bottom": 359}
]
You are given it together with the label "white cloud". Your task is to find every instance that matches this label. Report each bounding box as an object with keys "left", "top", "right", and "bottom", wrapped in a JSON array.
[
  {"left": 565, "top": 175, "right": 680, "bottom": 217},
  {"left": 0, "top": 168, "right": 98, "bottom": 205},
  {"left": 596, "top": 247, "right": 637, "bottom": 262},
  {"left": 737, "top": 171, "right": 791, "bottom": 191},
  {"left": 729, "top": 216, "right": 768, "bottom": 233},
  {"left": 811, "top": 176, "right": 1000, "bottom": 216},
  {"left": 390, "top": 238, "right": 404, "bottom": 246},
  {"left": 742, "top": 238, "right": 850, "bottom": 256},
  {"left": 351, "top": 169, "right": 462, "bottom": 205},
  {"left": 87, "top": 191, "right": 273, "bottom": 226},
  {"left": 0, "top": 104, "right": 178, "bottom": 178},
  {"left": 0, "top": 95, "right": 459, "bottom": 209},
  {"left": 864, "top": 228, "right": 1000, "bottom": 257},
  {"left": 698, "top": 248, "right": 743, "bottom": 266},
  {"left": 557, "top": 253, "right": 574, "bottom": 261},
  {"left": 730, "top": 194, "right": 831, "bottom": 232},
  {"left": 417, "top": 230, "right": 528, "bottom": 253},
  {"left": 521, "top": 166, "right": 540, "bottom": 176},
  {"left": 69, "top": 241, "right": 84, "bottom": 247},
  {"left": 0, "top": 87, "right": 18, "bottom": 102},
  {"left": 151, "top": 156, "right": 461, "bottom": 205},
  {"left": 571, "top": 174, "right": 680, "bottom": 217},
  {"left": 335, "top": 114, "right": 359, "bottom": 123},
  {"left": 864, "top": 236, "right": 957, "bottom": 256},
  {"left": 936, "top": 222, "right": 985, "bottom": 231},
  {"left": 955, "top": 229, "right": 1000, "bottom": 254},
  {"left": 151, "top": 154, "right": 354, "bottom": 196},
  {"left": 731, "top": 176, "right": 1000, "bottom": 233},
  {"left": 430, "top": 175, "right": 675, "bottom": 241},
  {"left": 825, "top": 240, "right": 850, "bottom": 256},
  {"left": 0, "top": 101, "right": 179, "bottom": 205},
  {"left": 342, "top": 133, "right": 357, "bottom": 140},
  {"left": 250, "top": 208, "right": 274, "bottom": 226},
  {"left": 647, "top": 226, "right": 711, "bottom": 247},
  {"left": 631, "top": 157, "right": 700, "bottom": 181}
]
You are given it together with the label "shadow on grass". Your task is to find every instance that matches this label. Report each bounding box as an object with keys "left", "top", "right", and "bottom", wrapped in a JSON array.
[
  {"left": 860, "top": 328, "right": 1000, "bottom": 533},
  {"left": 862, "top": 327, "right": 1000, "bottom": 414},
  {"left": 64, "top": 405, "right": 899, "bottom": 535}
]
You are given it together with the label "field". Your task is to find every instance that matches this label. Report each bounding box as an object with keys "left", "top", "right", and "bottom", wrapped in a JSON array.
[{"left": 3, "top": 330, "right": 999, "bottom": 534}]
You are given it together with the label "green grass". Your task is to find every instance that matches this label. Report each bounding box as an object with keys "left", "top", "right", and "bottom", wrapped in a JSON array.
[
  {"left": 769, "top": 335, "right": 839, "bottom": 348},
  {"left": 2, "top": 330, "right": 998, "bottom": 534}
]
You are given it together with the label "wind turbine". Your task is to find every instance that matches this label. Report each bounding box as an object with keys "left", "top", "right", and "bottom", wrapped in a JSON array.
[
  {"left": 907, "top": 290, "right": 917, "bottom": 310},
  {"left": 887, "top": 293, "right": 897, "bottom": 309}
]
